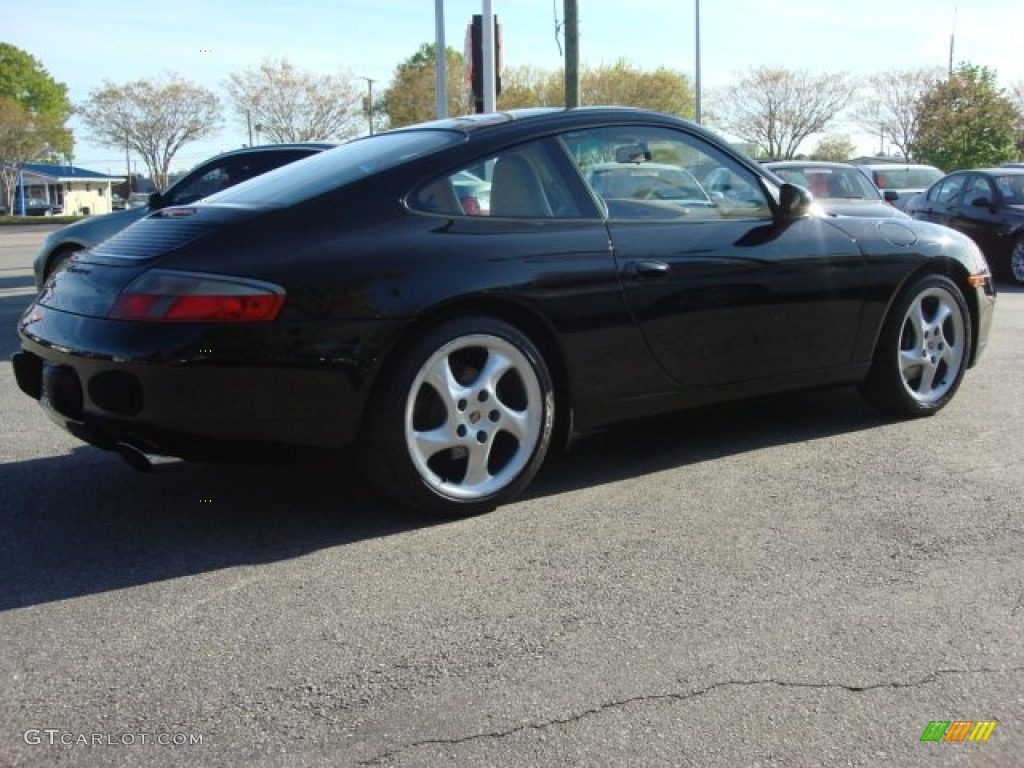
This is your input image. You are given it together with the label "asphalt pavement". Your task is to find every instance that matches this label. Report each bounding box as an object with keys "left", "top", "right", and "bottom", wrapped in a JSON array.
[{"left": 0, "top": 224, "right": 1021, "bottom": 767}]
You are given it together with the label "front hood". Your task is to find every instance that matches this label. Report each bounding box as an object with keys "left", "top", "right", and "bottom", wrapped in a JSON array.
[
  {"left": 818, "top": 200, "right": 907, "bottom": 219},
  {"left": 824, "top": 216, "right": 990, "bottom": 274}
]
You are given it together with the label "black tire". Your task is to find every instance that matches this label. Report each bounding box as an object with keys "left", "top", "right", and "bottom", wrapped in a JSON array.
[
  {"left": 361, "top": 317, "right": 555, "bottom": 517},
  {"left": 861, "top": 274, "right": 972, "bottom": 418},
  {"left": 1010, "top": 236, "right": 1024, "bottom": 285}
]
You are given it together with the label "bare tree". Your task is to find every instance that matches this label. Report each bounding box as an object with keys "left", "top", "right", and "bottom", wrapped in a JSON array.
[
  {"left": 77, "top": 74, "right": 221, "bottom": 190},
  {"left": 853, "top": 67, "right": 943, "bottom": 160},
  {"left": 1009, "top": 79, "right": 1024, "bottom": 159},
  {"left": 225, "top": 58, "right": 363, "bottom": 143},
  {"left": 711, "top": 67, "right": 856, "bottom": 159}
]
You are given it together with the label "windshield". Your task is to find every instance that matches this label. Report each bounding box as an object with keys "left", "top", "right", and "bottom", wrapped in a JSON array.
[
  {"left": 210, "top": 130, "right": 461, "bottom": 207},
  {"left": 588, "top": 165, "right": 708, "bottom": 202}
]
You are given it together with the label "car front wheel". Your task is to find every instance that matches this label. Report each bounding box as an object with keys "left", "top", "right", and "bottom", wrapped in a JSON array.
[
  {"left": 861, "top": 274, "right": 971, "bottom": 418},
  {"left": 363, "top": 317, "right": 555, "bottom": 517},
  {"left": 1011, "top": 237, "right": 1024, "bottom": 284}
]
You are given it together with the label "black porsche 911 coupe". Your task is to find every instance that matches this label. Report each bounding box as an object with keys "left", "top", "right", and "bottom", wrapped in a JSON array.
[{"left": 14, "top": 108, "right": 996, "bottom": 517}]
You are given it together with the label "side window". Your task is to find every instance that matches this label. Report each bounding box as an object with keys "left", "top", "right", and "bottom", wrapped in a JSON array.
[
  {"left": 934, "top": 175, "right": 966, "bottom": 204},
  {"left": 963, "top": 175, "right": 992, "bottom": 204},
  {"left": 558, "top": 125, "right": 771, "bottom": 221},
  {"left": 995, "top": 174, "right": 1024, "bottom": 204},
  {"left": 168, "top": 165, "right": 231, "bottom": 205},
  {"left": 410, "top": 140, "right": 589, "bottom": 220}
]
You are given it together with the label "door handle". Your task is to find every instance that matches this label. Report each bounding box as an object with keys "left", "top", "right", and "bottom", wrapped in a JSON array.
[{"left": 623, "top": 260, "right": 670, "bottom": 279}]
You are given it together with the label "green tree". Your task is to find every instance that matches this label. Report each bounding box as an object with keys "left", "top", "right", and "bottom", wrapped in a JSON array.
[
  {"left": 77, "top": 74, "right": 221, "bottom": 190},
  {"left": 1008, "top": 79, "right": 1024, "bottom": 161},
  {"left": 225, "top": 58, "right": 362, "bottom": 142},
  {"left": 0, "top": 97, "right": 67, "bottom": 213},
  {"left": 498, "top": 60, "right": 694, "bottom": 116},
  {"left": 498, "top": 65, "right": 562, "bottom": 109},
  {"left": 711, "top": 67, "right": 856, "bottom": 159},
  {"left": 581, "top": 60, "right": 694, "bottom": 117},
  {"left": 809, "top": 134, "right": 857, "bottom": 162},
  {"left": 0, "top": 42, "right": 73, "bottom": 157},
  {"left": 913, "top": 63, "right": 1017, "bottom": 170},
  {"left": 379, "top": 44, "right": 472, "bottom": 129}
]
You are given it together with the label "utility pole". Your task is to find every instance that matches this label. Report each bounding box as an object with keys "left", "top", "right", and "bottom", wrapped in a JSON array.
[
  {"left": 564, "top": 0, "right": 579, "bottom": 108},
  {"left": 435, "top": 0, "right": 448, "bottom": 118}
]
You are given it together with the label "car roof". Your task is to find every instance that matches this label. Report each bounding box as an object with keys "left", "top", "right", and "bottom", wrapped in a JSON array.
[
  {"left": 390, "top": 106, "right": 712, "bottom": 141},
  {"left": 764, "top": 161, "right": 861, "bottom": 169},
  {"left": 855, "top": 161, "right": 940, "bottom": 170},
  {"left": 939, "top": 168, "right": 1024, "bottom": 177},
  {"left": 204, "top": 142, "right": 337, "bottom": 159}
]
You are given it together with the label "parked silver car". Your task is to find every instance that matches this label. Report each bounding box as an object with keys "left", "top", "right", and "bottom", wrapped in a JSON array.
[{"left": 855, "top": 161, "right": 943, "bottom": 210}]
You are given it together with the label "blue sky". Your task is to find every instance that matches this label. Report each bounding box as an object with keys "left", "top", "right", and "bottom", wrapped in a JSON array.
[{"left": 5, "top": 0, "right": 1022, "bottom": 174}]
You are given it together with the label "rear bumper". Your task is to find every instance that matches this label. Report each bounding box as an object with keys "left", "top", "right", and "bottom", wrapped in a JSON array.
[{"left": 15, "top": 309, "right": 370, "bottom": 460}]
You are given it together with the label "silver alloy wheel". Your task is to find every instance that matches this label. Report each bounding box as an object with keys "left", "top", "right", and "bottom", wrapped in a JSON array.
[
  {"left": 897, "top": 285, "right": 967, "bottom": 404},
  {"left": 1012, "top": 238, "right": 1024, "bottom": 284},
  {"left": 404, "top": 333, "right": 544, "bottom": 501}
]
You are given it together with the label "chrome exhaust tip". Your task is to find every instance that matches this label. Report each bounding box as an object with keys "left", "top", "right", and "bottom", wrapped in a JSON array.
[{"left": 114, "top": 442, "right": 178, "bottom": 473}]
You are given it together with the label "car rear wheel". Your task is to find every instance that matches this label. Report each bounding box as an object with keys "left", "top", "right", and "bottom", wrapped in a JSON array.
[
  {"left": 1011, "top": 237, "right": 1024, "bottom": 284},
  {"left": 363, "top": 317, "right": 555, "bottom": 517},
  {"left": 860, "top": 274, "right": 971, "bottom": 418}
]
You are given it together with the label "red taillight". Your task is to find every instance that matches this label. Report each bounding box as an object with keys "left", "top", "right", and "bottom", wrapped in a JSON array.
[{"left": 109, "top": 270, "right": 285, "bottom": 322}]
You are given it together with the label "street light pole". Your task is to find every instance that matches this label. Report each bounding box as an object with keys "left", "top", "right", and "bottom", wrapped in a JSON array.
[
  {"left": 481, "top": 0, "right": 496, "bottom": 113},
  {"left": 435, "top": 0, "right": 448, "bottom": 118},
  {"left": 694, "top": 0, "right": 702, "bottom": 124},
  {"left": 359, "top": 77, "right": 376, "bottom": 135}
]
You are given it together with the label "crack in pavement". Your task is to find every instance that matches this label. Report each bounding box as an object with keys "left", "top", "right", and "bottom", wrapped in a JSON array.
[{"left": 357, "top": 665, "right": 1024, "bottom": 766}]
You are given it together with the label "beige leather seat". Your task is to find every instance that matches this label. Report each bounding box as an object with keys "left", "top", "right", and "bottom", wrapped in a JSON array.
[{"left": 489, "top": 155, "right": 553, "bottom": 217}]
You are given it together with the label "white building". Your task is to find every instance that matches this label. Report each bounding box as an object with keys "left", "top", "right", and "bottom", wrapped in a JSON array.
[{"left": 4, "top": 163, "right": 125, "bottom": 216}]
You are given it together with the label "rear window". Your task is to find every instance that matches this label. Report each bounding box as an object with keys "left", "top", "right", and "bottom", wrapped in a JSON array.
[
  {"left": 210, "top": 130, "right": 461, "bottom": 207},
  {"left": 870, "top": 167, "right": 942, "bottom": 190}
]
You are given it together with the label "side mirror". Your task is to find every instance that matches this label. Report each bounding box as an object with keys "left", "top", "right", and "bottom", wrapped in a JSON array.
[
  {"left": 883, "top": 190, "right": 899, "bottom": 203},
  {"left": 777, "top": 183, "right": 812, "bottom": 220},
  {"left": 970, "top": 196, "right": 992, "bottom": 209},
  {"left": 148, "top": 191, "right": 164, "bottom": 210}
]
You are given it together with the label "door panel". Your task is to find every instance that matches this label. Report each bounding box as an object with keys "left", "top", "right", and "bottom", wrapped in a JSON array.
[
  {"left": 608, "top": 217, "right": 866, "bottom": 388},
  {"left": 948, "top": 175, "right": 1003, "bottom": 257}
]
